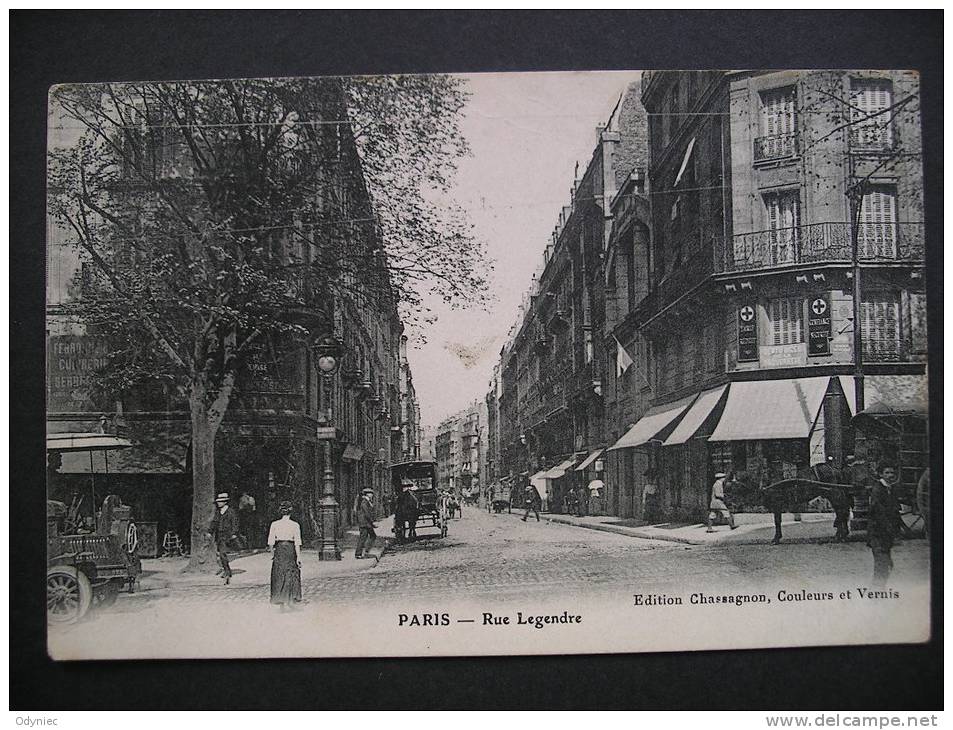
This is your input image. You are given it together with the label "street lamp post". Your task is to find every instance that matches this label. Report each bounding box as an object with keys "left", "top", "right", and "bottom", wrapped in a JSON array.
[{"left": 315, "top": 336, "right": 343, "bottom": 561}]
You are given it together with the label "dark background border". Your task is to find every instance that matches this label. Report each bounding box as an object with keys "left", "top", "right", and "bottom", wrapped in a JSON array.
[{"left": 11, "top": 10, "right": 943, "bottom": 710}]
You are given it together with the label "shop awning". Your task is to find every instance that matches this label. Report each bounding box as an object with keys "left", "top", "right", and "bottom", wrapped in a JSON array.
[
  {"left": 708, "top": 376, "right": 830, "bottom": 441},
  {"left": 839, "top": 375, "right": 928, "bottom": 417},
  {"left": 342, "top": 444, "right": 364, "bottom": 461},
  {"left": 529, "top": 470, "right": 549, "bottom": 499},
  {"left": 52, "top": 421, "right": 190, "bottom": 474},
  {"left": 606, "top": 393, "right": 697, "bottom": 451},
  {"left": 543, "top": 458, "right": 576, "bottom": 479},
  {"left": 663, "top": 385, "right": 728, "bottom": 446},
  {"left": 47, "top": 433, "right": 134, "bottom": 452},
  {"left": 575, "top": 449, "right": 604, "bottom": 471}
]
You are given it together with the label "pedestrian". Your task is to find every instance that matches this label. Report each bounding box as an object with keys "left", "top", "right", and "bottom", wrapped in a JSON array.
[
  {"left": 521, "top": 482, "right": 541, "bottom": 522},
  {"left": 867, "top": 463, "right": 902, "bottom": 587},
  {"left": 706, "top": 472, "right": 737, "bottom": 533},
  {"left": 355, "top": 488, "right": 377, "bottom": 559},
  {"left": 238, "top": 491, "right": 257, "bottom": 549},
  {"left": 207, "top": 492, "right": 240, "bottom": 584},
  {"left": 267, "top": 500, "right": 302, "bottom": 611},
  {"left": 642, "top": 469, "right": 659, "bottom": 523},
  {"left": 395, "top": 481, "right": 419, "bottom": 543},
  {"left": 575, "top": 485, "right": 587, "bottom": 517}
]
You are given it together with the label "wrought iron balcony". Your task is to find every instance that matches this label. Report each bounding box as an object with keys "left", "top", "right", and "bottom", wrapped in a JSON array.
[
  {"left": 753, "top": 133, "right": 799, "bottom": 163},
  {"left": 717, "top": 222, "right": 924, "bottom": 273},
  {"left": 849, "top": 125, "right": 893, "bottom": 152}
]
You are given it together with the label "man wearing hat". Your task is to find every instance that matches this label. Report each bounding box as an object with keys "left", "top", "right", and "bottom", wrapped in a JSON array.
[
  {"left": 706, "top": 472, "right": 737, "bottom": 533},
  {"left": 208, "top": 492, "right": 240, "bottom": 583},
  {"left": 355, "top": 488, "right": 377, "bottom": 559}
]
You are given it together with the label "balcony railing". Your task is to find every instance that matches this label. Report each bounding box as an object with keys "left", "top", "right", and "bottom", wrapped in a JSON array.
[
  {"left": 754, "top": 133, "right": 799, "bottom": 163},
  {"left": 718, "top": 222, "right": 924, "bottom": 273},
  {"left": 849, "top": 125, "right": 893, "bottom": 152}
]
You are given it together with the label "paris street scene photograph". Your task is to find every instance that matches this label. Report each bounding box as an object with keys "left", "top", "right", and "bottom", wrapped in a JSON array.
[{"left": 44, "top": 69, "right": 932, "bottom": 659}]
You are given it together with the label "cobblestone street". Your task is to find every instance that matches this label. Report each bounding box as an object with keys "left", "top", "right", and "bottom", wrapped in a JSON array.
[
  {"left": 48, "top": 507, "right": 931, "bottom": 659},
  {"left": 88, "top": 507, "right": 931, "bottom": 609}
]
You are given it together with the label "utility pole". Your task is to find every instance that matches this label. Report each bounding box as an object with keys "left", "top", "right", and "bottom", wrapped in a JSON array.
[{"left": 848, "top": 154, "right": 866, "bottom": 415}]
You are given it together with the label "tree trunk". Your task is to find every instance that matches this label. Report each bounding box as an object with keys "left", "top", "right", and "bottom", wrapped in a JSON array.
[{"left": 187, "top": 384, "right": 217, "bottom": 571}]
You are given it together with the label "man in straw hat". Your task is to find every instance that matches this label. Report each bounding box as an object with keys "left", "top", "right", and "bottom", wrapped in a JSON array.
[
  {"left": 207, "top": 492, "right": 240, "bottom": 583},
  {"left": 355, "top": 488, "right": 378, "bottom": 559},
  {"left": 706, "top": 472, "right": 737, "bottom": 533}
]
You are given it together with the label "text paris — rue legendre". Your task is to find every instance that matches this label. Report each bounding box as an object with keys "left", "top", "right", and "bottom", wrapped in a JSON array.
[{"left": 632, "top": 587, "right": 901, "bottom": 607}]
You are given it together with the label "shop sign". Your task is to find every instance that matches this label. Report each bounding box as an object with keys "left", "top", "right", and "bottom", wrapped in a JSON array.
[
  {"left": 737, "top": 304, "right": 758, "bottom": 362},
  {"left": 807, "top": 295, "right": 832, "bottom": 357},
  {"left": 759, "top": 344, "right": 806, "bottom": 368},
  {"left": 47, "top": 335, "right": 110, "bottom": 413}
]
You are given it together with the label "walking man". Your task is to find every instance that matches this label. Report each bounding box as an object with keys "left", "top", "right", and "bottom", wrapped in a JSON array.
[
  {"left": 355, "top": 488, "right": 377, "bottom": 559},
  {"left": 208, "top": 492, "right": 240, "bottom": 584},
  {"left": 706, "top": 472, "right": 737, "bottom": 533},
  {"left": 521, "top": 481, "right": 541, "bottom": 522},
  {"left": 868, "top": 463, "right": 902, "bottom": 586},
  {"left": 395, "top": 481, "right": 419, "bottom": 543}
]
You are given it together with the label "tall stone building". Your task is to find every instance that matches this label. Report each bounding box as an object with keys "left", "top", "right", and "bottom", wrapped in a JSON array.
[
  {"left": 46, "top": 80, "right": 419, "bottom": 548},
  {"left": 490, "top": 80, "right": 648, "bottom": 513},
  {"left": 604, "top": 70, "right": 926, "bottom": 521},
  {"left": 433, "top": 400, "right": 488, "bottom": 498}
]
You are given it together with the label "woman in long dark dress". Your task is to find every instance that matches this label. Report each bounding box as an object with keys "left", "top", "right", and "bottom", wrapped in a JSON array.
[{"left": 267, "top": 501, "right": 302, "bottom": 611}]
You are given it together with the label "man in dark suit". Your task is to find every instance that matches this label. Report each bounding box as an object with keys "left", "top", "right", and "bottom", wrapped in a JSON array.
[
  {"left": 868, "top": 464, "right": 902, "bottom": 586},
  {"left": 355, "top": 488, "right": 377, "bottom": 559},
  {"left": 208, "top": 492, "right": 240, "bottom": 584},
  {"left": 521, "top": 482, "right": 542, "bottom": 522},
  {"left": 395, "top": 482, "right": 419, "bottom": 543}
]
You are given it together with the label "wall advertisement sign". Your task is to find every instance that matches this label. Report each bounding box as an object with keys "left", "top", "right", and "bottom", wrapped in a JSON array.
[
  {"left": 737, "top": 304, "right": 758, "bottom": 362},
  {"left": 808, "top": 294, "right": 832, "bottom": 357}
]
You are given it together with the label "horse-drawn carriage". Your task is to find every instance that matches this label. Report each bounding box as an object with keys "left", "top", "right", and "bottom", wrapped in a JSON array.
[
  {"left": 391, "top": 460, "right": 448, "bottom": 538},
  {"left": 487, "top": 481, "right": 513, "bottom": 514}
]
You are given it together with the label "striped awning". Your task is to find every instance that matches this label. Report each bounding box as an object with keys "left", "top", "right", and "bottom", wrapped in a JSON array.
[
  {"left": 708, "top": 376, "right": 830, "bottom": 441},
  {"left": 663, "top": 385, "right": 728, "bottom": 446},
  {"left": 607, "top": 393, "right": 697, "bottom": 451}
]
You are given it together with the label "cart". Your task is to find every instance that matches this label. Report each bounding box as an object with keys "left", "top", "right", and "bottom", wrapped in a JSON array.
[
  {"left": 391, "top": 460, "right": 447, "bottom": 538},
  {"left": 488, "top": 482, "right": 513, "bottom": 513}
]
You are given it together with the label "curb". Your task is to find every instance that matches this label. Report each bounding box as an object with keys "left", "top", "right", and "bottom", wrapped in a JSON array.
[{"left": 541, "top": 514, "right": 836, "bottom": 547}]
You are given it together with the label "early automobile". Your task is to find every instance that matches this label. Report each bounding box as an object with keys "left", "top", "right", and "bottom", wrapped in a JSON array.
[
  {"left": 390, "top": 460, "right": 447, "bottom": 538},
  {"left": 47, "top": 496, "right": 141, "bottom": 623},
  {"left": 47, "top": 431, "right": 141, "bottom": 624}
]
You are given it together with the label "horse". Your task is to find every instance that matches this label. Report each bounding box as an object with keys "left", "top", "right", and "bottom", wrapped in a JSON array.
[{"left": 759, "top": 479, "right": 853, "bottom": 545}]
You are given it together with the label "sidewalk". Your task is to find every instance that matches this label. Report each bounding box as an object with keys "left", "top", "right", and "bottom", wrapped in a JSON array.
[
  {"left": 540, "top": 511, "right": 842, "bottom": 545},
  {"left": 138, "top": 526, "right": 389, "bottom": 591}
]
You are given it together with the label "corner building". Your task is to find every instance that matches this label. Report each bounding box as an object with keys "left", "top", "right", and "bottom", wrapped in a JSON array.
[{"left": 606, "top": 70, "right": 926, "bottom": 521}]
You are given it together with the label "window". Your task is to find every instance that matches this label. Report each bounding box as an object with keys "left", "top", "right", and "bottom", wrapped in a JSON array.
[
  {"left": 909, "top": 292, "right": 927, "bottom": 354},
  {"left": 850, "top": 79, "right": 893, "bottom": 149},
  {"left": 861, "top": 293, "right": 901, "bottom": 361},
  {"left": 858, "top": 186, "right": 897, "bottom": 258},
  {"left": 761, "top": 87, "right": 796, "bottom": 136},
  {"left": 769, "top": 297, "right": 804, "bottom": 345},
  {"left": 764, "top": 190, "right": 801, "bottom": 264}
]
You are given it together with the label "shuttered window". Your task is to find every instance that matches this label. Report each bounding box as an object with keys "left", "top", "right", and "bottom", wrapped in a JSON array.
[
  {"left": 764, "top": 190, "right": 800, "bottom": 264},
  {"left": 861, "top": 293, "right": 901, "bottom": 360},
  {"left": 769, "top": 297, "right": 804, "bottom": 345},
  {"left": 858, "top": 186, "right": 897, "bottom": 258},
  {"left": 760, "top": 87, "right": 797, "bottom": 137},
  {"left": 909, "top": 292, "right": 927, "bottom": 354},
  {"left": 850, "top": 79, "right": 893, "bottom": 149}
]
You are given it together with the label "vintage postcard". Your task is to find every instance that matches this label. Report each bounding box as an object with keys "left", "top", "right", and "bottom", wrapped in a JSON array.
[{"left": 45, "top": 69, "right": 931, "bottom": 660}]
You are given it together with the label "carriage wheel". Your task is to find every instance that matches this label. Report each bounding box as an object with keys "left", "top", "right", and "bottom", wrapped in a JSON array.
[
  {"left": 47, "top": 566, "right": 92, "bottom": 624},
  {"left": 125, "top": 521, "right": 139, "bottom": 554}
]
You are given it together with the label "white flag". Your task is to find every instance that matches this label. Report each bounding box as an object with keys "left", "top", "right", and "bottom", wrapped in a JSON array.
[{"left": 615, "top": 336, "right": 634, "bottom": 377}]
